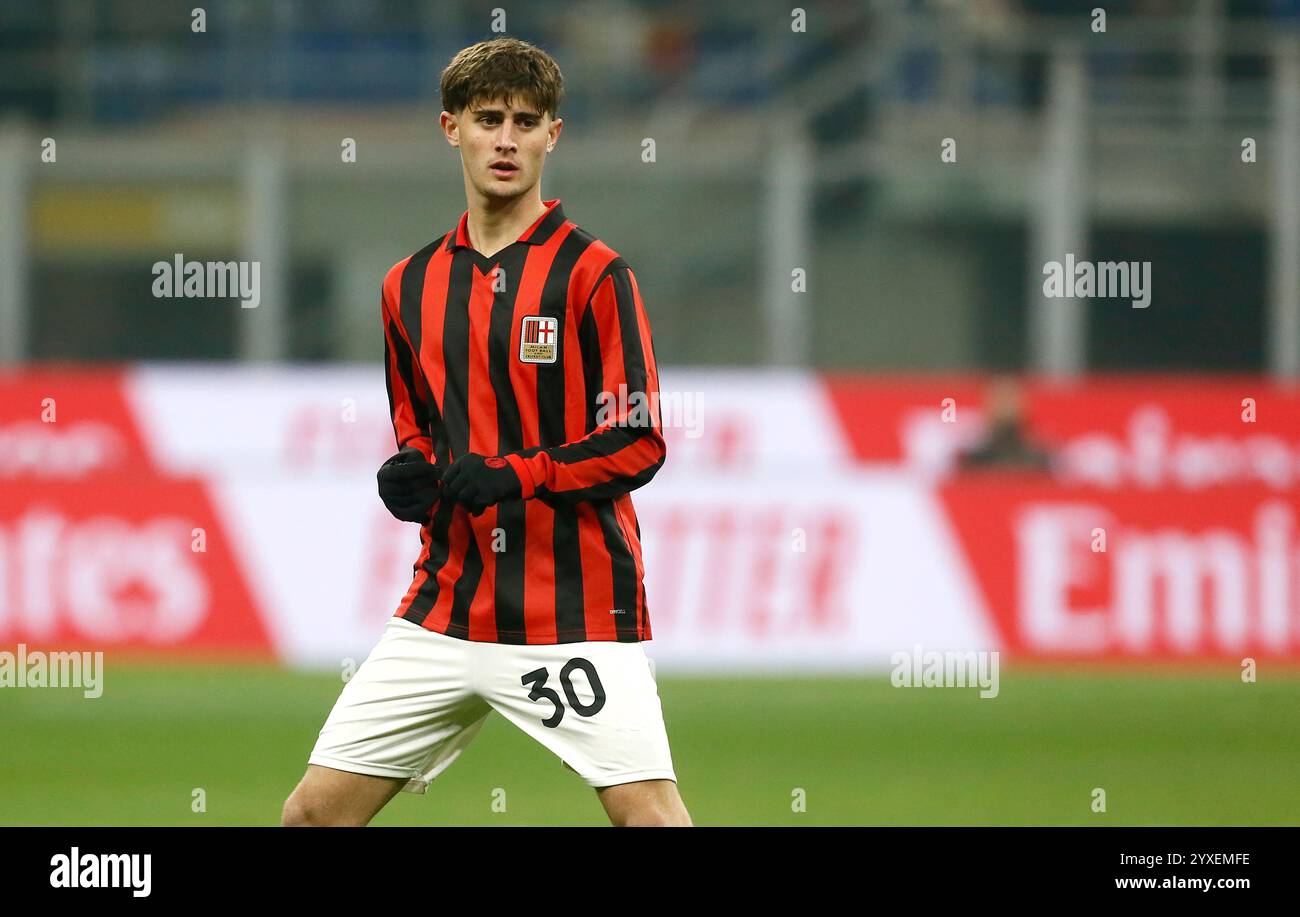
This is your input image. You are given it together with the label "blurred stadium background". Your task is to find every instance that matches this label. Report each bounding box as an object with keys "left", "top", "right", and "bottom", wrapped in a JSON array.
[{"left": 2, "top": 0, "right": 1300, "bottom": 826}]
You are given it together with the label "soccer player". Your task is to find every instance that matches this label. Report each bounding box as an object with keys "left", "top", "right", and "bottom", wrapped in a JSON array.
[{"left": 282, "top": 37, "right": 691, "bottom": 827}]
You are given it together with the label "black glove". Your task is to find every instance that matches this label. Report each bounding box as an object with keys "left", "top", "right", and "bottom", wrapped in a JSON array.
[
  {"left": 439, "top": 452, "right": 523, "bottom": 516},
  {"left": 377, "top": 446, "right": 442, "bottom": 522}
]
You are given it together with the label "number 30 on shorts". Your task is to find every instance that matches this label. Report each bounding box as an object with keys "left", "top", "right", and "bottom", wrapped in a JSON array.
[{"left": 520, "top": 658, "right": 607, "bottom": 728}]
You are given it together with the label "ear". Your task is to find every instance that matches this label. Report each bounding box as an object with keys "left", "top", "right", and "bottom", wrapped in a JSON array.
[
  {"left": 440, "top": 111, "right": 460, "bottom": 148},
  {"left": 547, "top": 116, "right": 563, "bottom": 152}
]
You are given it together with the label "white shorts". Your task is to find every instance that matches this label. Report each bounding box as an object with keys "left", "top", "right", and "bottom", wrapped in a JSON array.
[{"left": 308, "top": 617, "right": 677, "bottom": 793}]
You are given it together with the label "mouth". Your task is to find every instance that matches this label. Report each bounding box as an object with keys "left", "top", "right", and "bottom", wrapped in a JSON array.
[{"left": 489, "top": 161, "right": 520, "bottom": 179}]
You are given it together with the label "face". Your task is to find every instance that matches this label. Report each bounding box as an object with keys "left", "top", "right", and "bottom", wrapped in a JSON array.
[
  {"left": 442, "top": 95, "right": 562, "bottom": 201},
  {"left": 987, "top": 377, "right": 1024, "bottom": 426}
]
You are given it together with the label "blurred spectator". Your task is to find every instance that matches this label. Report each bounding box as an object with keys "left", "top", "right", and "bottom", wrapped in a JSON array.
[
  {"left": 645, "top": 12, "right": 698, "bottom": 96},
  {"left": 557, "top": 0, "right": 653, "bottom": 123},
  {"left": 956, "top": 376, "right": 1056, "bottom": 473}
]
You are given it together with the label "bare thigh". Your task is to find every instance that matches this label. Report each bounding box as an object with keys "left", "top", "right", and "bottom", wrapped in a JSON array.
[
  {"left": 282, "top": 764, "right": 406, "bottom": 827},
  {"left": 596, "top": 779, "right": 692, "bottom": 827}
]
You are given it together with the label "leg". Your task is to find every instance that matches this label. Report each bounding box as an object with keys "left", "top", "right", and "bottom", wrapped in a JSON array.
[
  {"left": 282, "top": 764, "right": 405, "bottom": 827},
  {"left": 475, "top": 639, "right": 683, "bottom": 825},
  {"left": 288, "top": 617, "right": 488, "bottom": 826},
  {"left": 597, "top": 778, "right": 693, "bottom": 827}
]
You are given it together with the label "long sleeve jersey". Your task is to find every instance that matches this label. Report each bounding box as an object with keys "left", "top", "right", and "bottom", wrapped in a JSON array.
[{"left": 381, "top": 198, "right": 666, "bottom": 644}]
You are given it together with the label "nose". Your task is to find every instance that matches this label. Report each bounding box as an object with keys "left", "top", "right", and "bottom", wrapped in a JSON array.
[{"left": 496, "top": 123, "right": 518, "bottom": 152}]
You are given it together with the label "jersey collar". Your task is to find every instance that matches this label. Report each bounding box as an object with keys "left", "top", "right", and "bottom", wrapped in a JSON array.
[{"left": 444, "top": 198, "right": 566, "bottom": 253}]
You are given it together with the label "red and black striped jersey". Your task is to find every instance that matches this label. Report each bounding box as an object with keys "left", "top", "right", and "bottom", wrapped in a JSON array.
[{"left": 381, "top": 198, "right": 666, "bottom": 645}]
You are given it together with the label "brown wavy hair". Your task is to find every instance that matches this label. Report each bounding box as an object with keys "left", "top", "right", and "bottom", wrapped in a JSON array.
[{"left": 440, "top": 37, "right": 564, "bottom": 118}]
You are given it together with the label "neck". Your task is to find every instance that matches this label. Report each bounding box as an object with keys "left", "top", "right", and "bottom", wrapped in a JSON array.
[{"left": 465, "top": 189, "right": 548, "bottom": 258}]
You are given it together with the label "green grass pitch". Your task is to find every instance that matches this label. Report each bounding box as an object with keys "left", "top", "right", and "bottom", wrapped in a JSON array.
[{"left": 2, "top": 663, "right": 1297, "bottom": 825}]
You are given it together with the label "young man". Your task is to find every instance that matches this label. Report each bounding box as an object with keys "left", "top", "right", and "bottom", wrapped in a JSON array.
[{"left": 282, "top": 37, "right": 691, "bottom": 827}]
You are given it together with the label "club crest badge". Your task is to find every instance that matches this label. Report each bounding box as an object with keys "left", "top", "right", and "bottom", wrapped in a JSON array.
[{"left": 519, "top": 315, "right": 559, "bottom": 364}]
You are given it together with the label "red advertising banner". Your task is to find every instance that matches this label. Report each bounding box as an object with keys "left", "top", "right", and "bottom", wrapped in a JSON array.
[
  {"left": 941, "top": 478, "right": 1300, "bottom": 660},
  {"left": 826, "top": 374, "right": 1300, "bottom": 489},
  {"left": 3, "top": 367, "right": 1297, "bottom": 666},
  {"left": 0, "top": 369, "right": 272, "bottom": 655}
]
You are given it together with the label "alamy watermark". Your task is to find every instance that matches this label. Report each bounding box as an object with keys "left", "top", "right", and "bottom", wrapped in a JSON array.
[
  {"left": 1043, "top": 253, "right": 1151, "bottom": 308},
  {"left": 595, "top": 384, "right": 702, "bottom": 439},
  {"left": 0, "top": 644, "right": 103, "bottom": 698},
  {"left": 50, "top": 847, "right": 150, "bottom": 897},
  {"left": 890, "top": 644, "right": 999, "bottom": 698},
  {"left": 152, "top": 254, "right": 261, "bottom": 308}
]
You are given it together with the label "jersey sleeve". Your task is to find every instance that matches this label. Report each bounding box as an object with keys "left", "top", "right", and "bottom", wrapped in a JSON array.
[
  {"left": 381, "top": 281, "right": 435, "bottom": 462},
  {"left": 502, "top": 262, "right": 667, "bottom": 504}
]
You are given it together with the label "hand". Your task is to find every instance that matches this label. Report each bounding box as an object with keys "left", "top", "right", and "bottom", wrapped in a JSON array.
[
  {"left": 376, "top": 446, "right": 442, "bottom": 522},
  {"left": 439, "top": 452, "right": 522, "bottom": 516}
]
